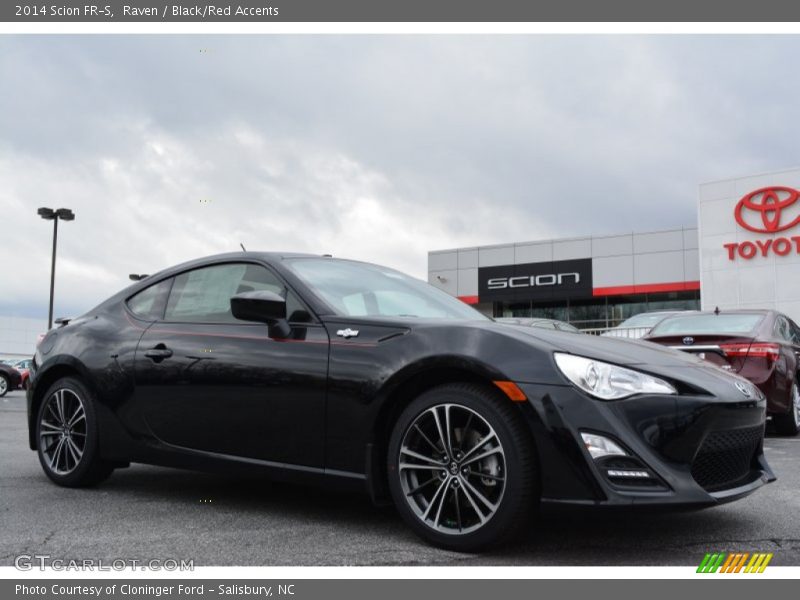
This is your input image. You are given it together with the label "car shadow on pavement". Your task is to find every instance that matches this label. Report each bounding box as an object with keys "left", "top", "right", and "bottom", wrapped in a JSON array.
[{"left": 93, "top": 464, "right": 757, "bottom": 566}]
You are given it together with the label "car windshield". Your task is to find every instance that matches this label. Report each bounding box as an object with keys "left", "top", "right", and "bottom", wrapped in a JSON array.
[
  {"left": 285, "top": 258, "right": 488, "bottom": 320},
  {"left": 617, "top": 313, "right": 674, "bottom": 328},
  {"left": 649, "top": 313, "right": 765, "bottom": 336}
]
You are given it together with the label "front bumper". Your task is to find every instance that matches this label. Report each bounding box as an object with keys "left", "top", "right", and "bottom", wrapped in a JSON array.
[{"left": 515, "top": 382, "right": 775, "bottom": 508}]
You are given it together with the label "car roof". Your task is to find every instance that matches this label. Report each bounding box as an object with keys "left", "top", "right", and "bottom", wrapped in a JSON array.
[
  {"left": 497, "top": 317, "right": 558, "bottom": 323},
  {"left": 92, "top": 252, "right": 390, "bottom": 316},
  {"left": 661, "top": 309, "right": 774, "bottom": 316},
  {"left": 626, "top": 310, "right": 689, "bottom": 316},
  {"left": 127, "top": 252, "right": 331, "bottom": 287}
]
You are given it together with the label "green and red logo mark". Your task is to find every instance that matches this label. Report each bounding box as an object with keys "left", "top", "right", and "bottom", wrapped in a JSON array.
[{"left": 697, "top": 552, "right": 773, "bottom": 573}]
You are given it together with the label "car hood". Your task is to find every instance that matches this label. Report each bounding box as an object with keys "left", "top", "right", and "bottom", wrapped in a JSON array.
[
  {"left": 493, "top": 323, "right": 708, "bottom": 368},
  {"left": 490, "top": 323, "right": 763, "bottom": 396}
]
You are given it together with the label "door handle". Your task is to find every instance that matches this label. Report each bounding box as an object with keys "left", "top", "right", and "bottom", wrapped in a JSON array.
[{"left": 144, "top": 345, "right": 173, "bottom": 362}]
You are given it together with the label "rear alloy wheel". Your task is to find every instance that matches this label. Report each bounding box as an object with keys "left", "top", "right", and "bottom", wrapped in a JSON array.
[
  {"left": 388, "top": 383, "right": 537, "bottom": 551},
  {"left": 0, "top": 374, "right": 8, "bottom": 397},
  {"left": 774, "top": 380, "right": 800, "bottom": 436},
  {"left": 36, "top": 377, "right": 114, "bottom": 486}
]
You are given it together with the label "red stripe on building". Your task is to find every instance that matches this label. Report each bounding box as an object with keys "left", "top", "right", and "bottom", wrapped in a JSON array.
[
  {"left": 592, "top": 280, "right": 701, "bottom": 297},
  {"left": 458, "top": 295, "right": 480, "bottom": 305}
]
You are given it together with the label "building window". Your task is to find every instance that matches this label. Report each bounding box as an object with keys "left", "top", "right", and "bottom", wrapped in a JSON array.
[
  {"left": 606, "top": 294, "right": 648, "bottom": 326},
  {"left": 491, "top": 290, "right": 700, "bottom": 330},
  {"left": 567, "top": 298, "right": 609, "bottom": 329}
]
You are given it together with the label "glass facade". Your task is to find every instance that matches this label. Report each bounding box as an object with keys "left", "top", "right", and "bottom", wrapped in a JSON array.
[{"left": 492, "top": 290, "right": 700, "bottom": 330}]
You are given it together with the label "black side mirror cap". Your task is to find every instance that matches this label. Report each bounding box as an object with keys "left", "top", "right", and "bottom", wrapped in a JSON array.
[{"left": 230, "top": 290, "right": 291, "bottom": 338}]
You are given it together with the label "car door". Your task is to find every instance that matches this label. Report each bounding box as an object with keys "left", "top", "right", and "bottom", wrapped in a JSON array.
[{"left": 132, "top": 261, "right": 329, "bottom": 467}]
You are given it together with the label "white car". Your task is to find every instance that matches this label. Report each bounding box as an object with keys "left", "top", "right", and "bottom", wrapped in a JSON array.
[{"left": 602, "top": 311, "right": 691, "bottom": 339}]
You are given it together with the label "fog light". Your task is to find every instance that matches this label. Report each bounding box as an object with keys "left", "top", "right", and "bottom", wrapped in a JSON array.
[
  {"left": 607, "top": 469, "right": 651, "bottom": 478},
  {"left": 581, "top": 432, "right": 627, "bottom": 460}
]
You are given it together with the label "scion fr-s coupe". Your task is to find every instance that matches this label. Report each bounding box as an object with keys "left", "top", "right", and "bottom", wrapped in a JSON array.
[{"left": 27, "top": 253, "right": 775, "bottom": 551}]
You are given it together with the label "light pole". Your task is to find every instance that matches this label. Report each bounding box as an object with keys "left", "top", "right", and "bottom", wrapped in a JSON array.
[{"left": 38, "top": 207, "right": 75, "bottom": 330}]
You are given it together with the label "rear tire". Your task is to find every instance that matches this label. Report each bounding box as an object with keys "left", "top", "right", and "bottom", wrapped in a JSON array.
[
  {"left": 35, "top": 377, "right": 115, "bottom": 487},
  {"left": 387, "top": 382, "right": 538, "bottom": 552},
  {"left": 773, "top": 380, "right": 800, "bottom": 436},
  {"left": 0, "top": 374, "right": 8, "bottom": 397}
]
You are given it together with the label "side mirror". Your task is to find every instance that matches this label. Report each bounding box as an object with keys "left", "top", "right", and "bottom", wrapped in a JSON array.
[{"left": 230, "top": 290, "right": 291, "bottom": 338}]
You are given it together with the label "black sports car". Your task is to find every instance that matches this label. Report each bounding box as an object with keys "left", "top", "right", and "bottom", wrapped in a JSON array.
[{"left": 27, "top": 253, "right": 775, "bottom": 551}]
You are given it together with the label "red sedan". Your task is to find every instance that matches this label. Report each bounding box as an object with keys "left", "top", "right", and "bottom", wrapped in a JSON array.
[
  {"left": 645, "top": 310, "right": 800, "bottom": 436},
  {"left": 12, "top": 358, "right": 33, "bottom": 390}
]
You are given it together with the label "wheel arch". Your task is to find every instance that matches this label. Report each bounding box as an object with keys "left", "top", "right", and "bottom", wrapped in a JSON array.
[
  {"left": 366, "top": 356, "right": 539, "bottom": 504},
  {"left": 28, "top": 358, "right": 95, "bottom": 450}
]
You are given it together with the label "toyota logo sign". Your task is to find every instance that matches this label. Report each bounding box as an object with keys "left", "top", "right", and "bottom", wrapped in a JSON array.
[
  {"left": 725, "top": 186, "right": 800, "bottom": 261},
  {"left": 734, "top": 186, "right": 800, "bottom": 233}
]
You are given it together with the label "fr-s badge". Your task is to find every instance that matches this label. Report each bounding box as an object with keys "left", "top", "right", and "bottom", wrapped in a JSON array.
[{"left": 336, "top": 328, "right": 360, "bottom": 339}]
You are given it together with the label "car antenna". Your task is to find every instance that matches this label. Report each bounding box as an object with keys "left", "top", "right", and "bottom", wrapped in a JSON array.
[
  {"left": 714, "top": 306, "right": 720, "bottom": 315},
  {"left": 240, "top": 243, "right": 246, "bottom": 252}
]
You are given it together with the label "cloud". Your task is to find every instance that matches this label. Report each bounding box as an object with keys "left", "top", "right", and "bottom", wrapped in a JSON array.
[{"left": 3, "top": 35, "right": 800, "bottom": 317}]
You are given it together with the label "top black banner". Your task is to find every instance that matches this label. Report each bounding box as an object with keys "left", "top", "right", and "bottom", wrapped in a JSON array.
[{"left": 4, "top": 0, "right": 800, "bottom": 22}]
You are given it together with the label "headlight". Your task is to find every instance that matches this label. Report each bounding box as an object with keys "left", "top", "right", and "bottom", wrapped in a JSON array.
[{"left": 554, "top": 352, "right": 677, "bottom": 400}]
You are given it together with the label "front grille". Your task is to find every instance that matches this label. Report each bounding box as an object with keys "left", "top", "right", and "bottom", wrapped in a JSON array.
[{"left": 691, "top": 425, "right": 763, "bottom": 492}]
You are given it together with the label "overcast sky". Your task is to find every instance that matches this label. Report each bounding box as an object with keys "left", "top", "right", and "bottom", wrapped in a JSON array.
[{"left": 2, "top": 35, "right": 800, "bottom": 319}]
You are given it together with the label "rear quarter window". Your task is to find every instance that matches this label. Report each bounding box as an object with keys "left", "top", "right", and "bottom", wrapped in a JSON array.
[{"left": 126, "top": 279, "right": 173, "bottom": 320}]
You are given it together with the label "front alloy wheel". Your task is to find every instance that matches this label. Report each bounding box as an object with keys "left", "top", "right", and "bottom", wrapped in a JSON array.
[
  {"left": 388, "top": 383, "right": 537, "bottom": 551},
  {"left": 398, "top": 404, "right": 506, "bottom": 535},
  {"left": 0, "top": 374, "right": 8, "bottom": 397}
]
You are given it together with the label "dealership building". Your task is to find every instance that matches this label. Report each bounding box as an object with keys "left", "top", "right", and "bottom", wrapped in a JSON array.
[
  {"left": 428, "top": 167, "right": 800, "bottom": 329},
  {"left": 0, "top": 316, "right": 47, "bottom": 361}
]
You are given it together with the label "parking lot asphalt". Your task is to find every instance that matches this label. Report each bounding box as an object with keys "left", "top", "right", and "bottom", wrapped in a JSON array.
[{"left": 1, "top": 389, "right": 799, "bottom": 567}]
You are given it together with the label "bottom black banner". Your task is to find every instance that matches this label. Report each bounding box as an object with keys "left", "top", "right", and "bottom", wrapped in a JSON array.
[{"left": 1, "top": 579, "right": 795, "bottom": 600}]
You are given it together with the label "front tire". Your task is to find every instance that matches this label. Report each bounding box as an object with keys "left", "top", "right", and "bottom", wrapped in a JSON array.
[
  {"left": 0, "top": 374, "right": 8, "bottom": 397},
  {"left": 387, "top": 383, "right": 538, "bottom": 552},
  {"left": 35, "top": 377, "right": 114, "bottom": 486},
  {"left": 774, "top": 380, "right": 800, "bottom": 436}
]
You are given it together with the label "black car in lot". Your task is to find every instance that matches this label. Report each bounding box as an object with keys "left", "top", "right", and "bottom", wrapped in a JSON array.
[{"left": 27, "top": 253, "right": 774, "bottom": 551}]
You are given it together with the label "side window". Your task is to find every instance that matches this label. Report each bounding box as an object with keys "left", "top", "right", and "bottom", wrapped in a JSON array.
[
  {"left": 774, "top": 317, "right": 792, "bottom": 342},
  {"left": 126, "top": 279, "right": 173, "bottom": 320},
  {"left": 788, "top": 320, "right": 800, "bottom": 345},
  {"left": 164, "top": 263, "right": 312, "bottom": 324}
]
